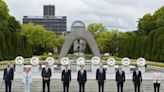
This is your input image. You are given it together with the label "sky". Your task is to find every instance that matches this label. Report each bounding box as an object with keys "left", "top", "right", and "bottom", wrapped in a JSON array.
[{"left": 5, "top": 0, "right": 164, "bottom": 31}]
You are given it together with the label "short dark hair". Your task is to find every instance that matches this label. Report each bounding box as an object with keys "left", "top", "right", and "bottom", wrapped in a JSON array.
[
  {"left": 135, "top": 65, "right": 138, "bottom": 68},
  {"left": 45, "top": 62, "right": 48, "bottom": 65}
]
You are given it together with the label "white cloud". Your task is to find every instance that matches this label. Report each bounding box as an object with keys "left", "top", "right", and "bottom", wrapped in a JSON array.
[{"left": 5, "top": 0, "right": 164, "bottom": 31}]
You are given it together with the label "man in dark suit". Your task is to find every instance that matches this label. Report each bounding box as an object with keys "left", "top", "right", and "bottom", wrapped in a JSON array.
[
  {"left": 77, "top": 65, "right": 87, "bottom": 92},
  {"left": 3, "top": 63, "right": 14, "bottom": 92},
  {"left": 116, "top": 65, "right": 125, "bottom": 92},
  {"left": 132, "top": 65, "right": 142, "bottom": 92},
  {"left": 41, "top": 62, "right": 52, "bottom": 92},
  {"left": 62, "top": 64, "right": 71, "bottom": 92},
  {"left": 96, "top": 63, "right": 106, "bottom": 92}
]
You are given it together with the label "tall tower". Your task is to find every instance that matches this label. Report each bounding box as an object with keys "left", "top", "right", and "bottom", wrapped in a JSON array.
[{"left": 43, "top": 5, "right": 55, "bottom": 17}]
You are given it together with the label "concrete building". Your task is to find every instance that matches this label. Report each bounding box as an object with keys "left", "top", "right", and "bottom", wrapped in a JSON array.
[{"left": 23, "top": 5, "right": 67, "bottom": 35}]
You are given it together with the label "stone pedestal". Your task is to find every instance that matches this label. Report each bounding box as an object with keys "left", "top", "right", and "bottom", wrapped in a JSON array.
[
  {"left": 31, "top": 65, "right": 39, "bottom": 73},
  {"left": 15, "top": 65, "right": 24, "bottom": 73},
  {"left": 49, "top": 65, "right": 54, "bottom": 73},
  {"left": 107, "top": 66, "right": 115, "bottom": 74},
  {"left": 91, "top": 65, "right": 98, "bottom": 74},
  {"left": 139, "top": 66, "right": 145, "bottom": 73},
  {"left": 70, "top": 64, "right": 77, "bottom": 72},
  {"left": 77, "top": 65, "right": 80, "bottom": 72},
  {"left": 122, "top": 66, "right": 130, "bottom": 74}
]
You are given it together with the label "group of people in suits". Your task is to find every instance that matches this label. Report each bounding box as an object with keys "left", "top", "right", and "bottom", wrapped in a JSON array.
[{"left": 3, "top": 62, "right": 162, "bottom": 92}]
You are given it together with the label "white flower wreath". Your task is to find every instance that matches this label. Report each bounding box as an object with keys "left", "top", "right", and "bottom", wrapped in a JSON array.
[
  {"left": 91, "top": 56, "right": 101, "bottom": 66},
  {"left": 122, "top": 57, "right": 130, "bottom": 67},
  {"left": 30, "top": 57, "right": 39, "bottom": 66},
  {"left": 137, "top": 57, "right": 146, "bottom": 67},
  {"left": 45, "top": 57, "right": 55, "bottom": 66},
  {"left": 76, "top": 57, "right": 85, "bottom": 66},
  {"left": 15, "top": 56, "right": 24, "bottom": 65},
  {"left": 107, "top": 58, "right": 116, "bottom": 67},
  {"left": 60, "top": 57, "right": 70, "bottom": 65}
]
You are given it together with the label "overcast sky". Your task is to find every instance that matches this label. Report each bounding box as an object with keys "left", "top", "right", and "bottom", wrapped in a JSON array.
[{"left": 5, "top": 0, "right": 164, "bottom": 31}]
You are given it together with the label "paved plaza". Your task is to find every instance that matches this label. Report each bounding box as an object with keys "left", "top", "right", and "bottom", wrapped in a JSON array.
[{"left": 0, "top": 71, "right": 164, "bottom": 92}]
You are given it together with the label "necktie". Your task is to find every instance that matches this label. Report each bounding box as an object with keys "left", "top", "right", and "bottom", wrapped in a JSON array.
[
  {"left": 100, "top": 69, "right": 103, "bottom": 73},
  {"left": 119, "top": 70, "right": 122, "bottom": 75},
  {"left": 136, "top": 71, "right": 139, "bottom": 76},
  {"left": 7, "top": 68, "right": 10, "bottom": 73},
  {"left": 46, "top": 68, "right": 48, "bottom": 73}
]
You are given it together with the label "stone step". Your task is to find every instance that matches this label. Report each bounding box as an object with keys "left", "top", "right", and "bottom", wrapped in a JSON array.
[{"left": 0, "top": 79, "right": 164, "bottom": 92}]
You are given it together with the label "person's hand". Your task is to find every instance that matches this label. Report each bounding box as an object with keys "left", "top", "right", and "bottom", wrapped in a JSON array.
[{"left": 43, "top": 78, "right": 47, "bottom": 80}]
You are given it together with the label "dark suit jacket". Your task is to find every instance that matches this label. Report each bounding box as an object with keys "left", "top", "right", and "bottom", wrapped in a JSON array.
[
  {"left": 77, "top": 69, "right": 87, "bottom": 83},
  {"left": 96, "top": 68, "right": 106, "bottom": 83},
  {"left": 132, "top": 70, "right": 142, "bottom": 83},
  {"left": 62, "top": 70, "right": 71, "bottom": 83},
  {"left": 3, "top": 68, "right": 14, "bottom": 82},
  {"left": 116, "top": 70, "right": 125, "bottom": 83},
  {"left": 41, "top": 67, "right": 52, "bottom": 81}
]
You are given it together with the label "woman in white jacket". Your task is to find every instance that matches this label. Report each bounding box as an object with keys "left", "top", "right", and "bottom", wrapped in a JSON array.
[
  {"left": 153, "top": 68, "right": 162, "bottom": 92},
  {"left": 22, "top": 67, "right": 32, "bottom": 92}
]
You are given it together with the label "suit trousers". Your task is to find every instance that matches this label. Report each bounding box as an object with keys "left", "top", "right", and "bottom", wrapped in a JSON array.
[
  {"left": 117, "top": 82, "right": 124, "bottom": 92},
  {"left": 154, "top": 83, "right": 160, "bottom": 92},
  {"left": 98, "top": 82, "right": 104, "bottom": 92},
  {"left": 63, "top": 82, "right": 69, "bottom": 92},
  {"left": 43, "top": 80, "right": 50, "bottom": 92},
  {"left": 5, "top": 81, "right": 12, "bottom": 92},
  {"left": 134, "top": 82, "right": 140, "bottom": 92},
  {"left": 79, "top": 82, "right": 85, "bottom": 92}
]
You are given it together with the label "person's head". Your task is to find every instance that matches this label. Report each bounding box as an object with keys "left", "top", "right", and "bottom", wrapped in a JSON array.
[
  {"left": 64, "top": 64, "right": 69, "bottom": 69},
  {"left": 99, "top": 63, "right": 103, "bottom": 68},
  {"left": 25, "top": 67, "right": 30, "bottom": 73},
  {"left": 135, "top": 65, "right": 138, "bottom": 70},
  {"left": 155, "top": 67, "right": 160, "bottom": 72},
  {"left": 80, "top": 65, "right": 84, "bottom": 69},
  {"left": 7, "top": 63, "right": 11, "bottom": 68},
  {"left": 45, "top": 62, "right": 48, "bottom": 67},
  {"left": 118, "top": 65, "right": 122, "bottom": 71}
]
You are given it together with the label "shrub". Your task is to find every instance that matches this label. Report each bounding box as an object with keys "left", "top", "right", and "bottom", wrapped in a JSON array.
[{"left": 39, "top": 55, "right": 49, "bottom": 60}]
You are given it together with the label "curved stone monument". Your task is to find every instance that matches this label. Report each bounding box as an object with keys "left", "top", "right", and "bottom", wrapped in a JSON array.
[{"left": 59, "top": 21, "right": 100, "bottom": 60}]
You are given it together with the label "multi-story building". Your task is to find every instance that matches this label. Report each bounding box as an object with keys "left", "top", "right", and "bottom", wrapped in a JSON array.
[{"left": 23, "top": 5, "right": 67, "bottom": 35}]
